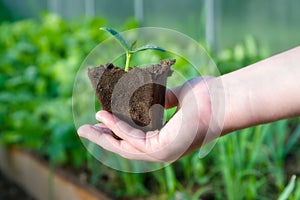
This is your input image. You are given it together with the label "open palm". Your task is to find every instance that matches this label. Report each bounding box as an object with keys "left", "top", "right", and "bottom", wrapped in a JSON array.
[{"left": 78, "top": 76, "right": 218, "bottom": 162}]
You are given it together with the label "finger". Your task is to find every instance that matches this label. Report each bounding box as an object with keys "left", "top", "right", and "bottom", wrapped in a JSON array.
[
  {"left": 77, "top": 124, "right": 158, "bottom": 161},
  {"left": 165, "top": 86, "right": 181, "bottom": 109},
  {"left": 96, "top": 111, "right": 178, "bottom": 162},
  {"left": 92, "top": 123, "right": 113, "bottom": 134},
  {"left": 159, "top": 101, "right": 202, "bottom": 161},
  {"left": 77, "top": 124, "right": 116, "bottom": 148},
  {"left": 96, "top": 111, "right": 147, "bottom": 150}
]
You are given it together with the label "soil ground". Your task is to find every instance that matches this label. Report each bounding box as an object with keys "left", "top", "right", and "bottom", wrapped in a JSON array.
[
  {"left": 0, "top": 170, "right": 34, "bottom": 200},
  {"left": 88, "top": 60, "right": 174, "bottom": 132}
]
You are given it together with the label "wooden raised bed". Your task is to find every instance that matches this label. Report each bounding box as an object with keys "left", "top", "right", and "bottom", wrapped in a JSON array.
[{"left": 0, "top": 144, "right": 110, "bottom": 200}]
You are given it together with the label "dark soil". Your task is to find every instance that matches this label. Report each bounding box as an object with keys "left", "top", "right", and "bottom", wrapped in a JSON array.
[
  {"left": 0, "top": 171, "right": 34, "bottom": 200},
  {"left": 285, "top": 149, "right": 300, "bottom": 178},
  {"left": 88, "top": 59, "right": 175, "bottom": 132}
]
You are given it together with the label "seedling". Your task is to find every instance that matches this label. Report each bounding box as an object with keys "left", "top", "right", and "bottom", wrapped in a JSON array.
[{"left": 100, "top": 27, "right": 166, "bottom": 72}]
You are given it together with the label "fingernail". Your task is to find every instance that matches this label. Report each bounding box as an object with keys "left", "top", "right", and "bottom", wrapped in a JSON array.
[
  {"left": 77, "top": 125, "right": 86, "bottom": 136},
  {"left": 95, "top": 111, "right": 103, "bottom": 120},
  {"left": 96, "top": 111, "right": 110, "bottom": 123}
]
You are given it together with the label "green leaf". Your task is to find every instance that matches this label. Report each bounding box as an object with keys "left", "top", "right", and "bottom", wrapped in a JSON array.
[
  {"left": 164, "top": 165, "right": 176, "bottom": 195},
  {"left": 130, "top": 44, "right": 166, "bottom": 53},
  {"left": 99, "top": 27, "right": 130, "bottom": 51},
  {"left": 130, "top": 40, "right": 137, "bottom": 51},
  {"left": 278, "top": 175, "right": 296, "bottom": 200},
  {"left": 285, "top": 124, "right": 300, "bottom": 155}
]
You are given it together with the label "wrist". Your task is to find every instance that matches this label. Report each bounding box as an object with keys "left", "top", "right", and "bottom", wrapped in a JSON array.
[
  {"left": 220, "top": 46, "right": 300, "bottom": 134},
  {"left": 221, "top": 74, "right": 252, "bottom": 134}
]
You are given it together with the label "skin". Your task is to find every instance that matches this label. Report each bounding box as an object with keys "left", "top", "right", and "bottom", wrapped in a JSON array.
[{"left": 78, "top": 46, "right": 300, "bottom": 162}]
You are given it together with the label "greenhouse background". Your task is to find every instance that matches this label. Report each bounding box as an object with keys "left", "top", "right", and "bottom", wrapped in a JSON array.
[
  {"left": 1, "top": 0, "right": 300, "bottom": 53},
  {"left": 1, "top": 0, "right": 300, "bottom": 199}
]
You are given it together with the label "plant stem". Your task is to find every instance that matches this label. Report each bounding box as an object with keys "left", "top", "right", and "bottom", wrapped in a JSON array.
[{"left": 125, "top": 52, "right": 132, "bottom": 72}]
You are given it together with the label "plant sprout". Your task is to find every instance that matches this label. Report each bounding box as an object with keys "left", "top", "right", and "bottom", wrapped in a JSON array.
[{"left": 100, "top": 27, "right": 166, "bottom": 72}]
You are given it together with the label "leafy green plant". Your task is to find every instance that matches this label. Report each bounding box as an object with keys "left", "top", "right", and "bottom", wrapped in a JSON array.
[
  {"left": 100, "top": 27, "right": 165, "bottom": 72},
  {"left": 0, "top": 14, "right": 109, "bottom": 166}
]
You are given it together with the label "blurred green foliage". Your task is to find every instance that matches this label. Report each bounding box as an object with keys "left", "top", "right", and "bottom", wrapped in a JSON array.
[
  {"left": 0, "top": 14, "right": 299, "bottom": 199},
  {"left": 0, "top": 1, "right": 12, "bottom": 22},
  {"left": 0, "top": 14, "right": 109, "bottom": 167}
]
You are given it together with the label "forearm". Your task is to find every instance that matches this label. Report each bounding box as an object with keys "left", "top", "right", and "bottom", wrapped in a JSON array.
[{"left": 221, "top": 46, "right": 300, "bottom": 134}]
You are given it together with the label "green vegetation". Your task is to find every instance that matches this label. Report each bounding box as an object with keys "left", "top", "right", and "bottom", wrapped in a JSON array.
[
  {"left": 0, "top": 14, "right": 299, "bottom": 199},
  {"left": 100, "top": 27, "right": 165, "bottom": 72}
]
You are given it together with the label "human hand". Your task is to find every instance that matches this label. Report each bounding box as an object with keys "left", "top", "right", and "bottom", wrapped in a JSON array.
[
  {"left": 78, "top": 76, "right": 221, "bottom": 162},
  {"left": 78, "top": 46, "right": 300, "bottom": 162}
]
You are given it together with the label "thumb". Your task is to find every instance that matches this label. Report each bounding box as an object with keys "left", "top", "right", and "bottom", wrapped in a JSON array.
[{"left": 165, "top": 85, "right": 182, "bottom": 109}]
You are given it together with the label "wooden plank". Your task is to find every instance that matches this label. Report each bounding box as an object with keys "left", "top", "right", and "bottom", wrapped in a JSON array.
[{"left": 0, "top": 145, "right": 110, "bottom": 200}]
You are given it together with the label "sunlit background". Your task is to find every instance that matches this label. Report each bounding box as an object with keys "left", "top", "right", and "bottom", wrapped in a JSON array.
[
  {"left": 0, "top": 0, "right": 300, "bottom": 199},
  {"left": 1, "top": 0, "right": 300, "bottom": 53}
]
